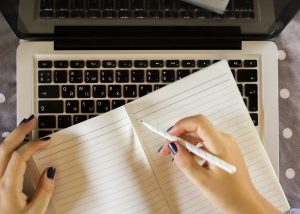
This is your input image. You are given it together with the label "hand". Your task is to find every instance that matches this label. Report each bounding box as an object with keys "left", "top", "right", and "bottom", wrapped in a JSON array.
[
  {"left": 0, "top": 115, "right": 55, "bottom": 214},
  {"left": 160, "top": 115, "right": 281, "bottom": 214}
]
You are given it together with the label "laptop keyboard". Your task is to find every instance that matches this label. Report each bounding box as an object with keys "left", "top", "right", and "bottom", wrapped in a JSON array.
[
  {"left": 36, "top": 58, "right": 259, "bottom": 138},
  {"left": 39, "top": 0, "right": 255, "bottom": 20}
]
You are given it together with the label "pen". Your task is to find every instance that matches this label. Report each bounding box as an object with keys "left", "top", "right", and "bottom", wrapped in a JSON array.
[{"left": 142, "top": 121, "right": 237, "bottom": 174}]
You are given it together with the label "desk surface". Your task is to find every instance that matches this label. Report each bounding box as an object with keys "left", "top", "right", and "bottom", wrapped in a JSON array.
[{"left": 0, "top": 11, "right": 300, "bottom": 210}]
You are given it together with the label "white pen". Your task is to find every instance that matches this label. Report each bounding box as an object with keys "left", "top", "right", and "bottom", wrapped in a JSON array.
[{"left": 142, "top": 121, "right": 237, "bottom": 174}]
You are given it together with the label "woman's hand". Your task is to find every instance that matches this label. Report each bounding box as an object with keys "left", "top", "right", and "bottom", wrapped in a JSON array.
[
  {"left": 0, "top": 115, "right": 55, "bottom": 214},
  {"left": 160, "top": 115, "right": 281, "bottom": 214}
]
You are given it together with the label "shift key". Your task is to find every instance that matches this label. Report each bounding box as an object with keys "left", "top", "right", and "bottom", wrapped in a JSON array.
[{"left": 39, "top": 100, "right": 64, "bottom": 113}]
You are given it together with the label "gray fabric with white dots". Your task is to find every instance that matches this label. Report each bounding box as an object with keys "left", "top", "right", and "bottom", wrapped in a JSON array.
[{"left": 0, "top": 11, "right": 300, "bottom": 211}]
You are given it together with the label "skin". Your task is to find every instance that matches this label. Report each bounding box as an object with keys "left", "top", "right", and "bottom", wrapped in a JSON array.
[
  {"left": 160, "top": 115, "right": 282, "bottom": 214},
  {"left": 0, "top": 116, "right": 54, "bottom": 214}
]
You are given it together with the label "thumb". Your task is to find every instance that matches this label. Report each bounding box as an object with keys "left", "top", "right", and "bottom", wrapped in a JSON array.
[
  {"left": 27, "top": 167, "right": 56, "bottom": 213},
  {"left": 169, "top": 142, "right": 209, "bottom": 186}
]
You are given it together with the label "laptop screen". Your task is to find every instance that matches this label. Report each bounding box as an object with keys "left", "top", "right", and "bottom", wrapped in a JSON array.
[{"left": 0, "top": 0, "right": 299, "bottom": 40}]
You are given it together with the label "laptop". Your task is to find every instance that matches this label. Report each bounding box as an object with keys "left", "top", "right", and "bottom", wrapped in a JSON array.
[{"left": 1, "top": 0, "right": 299, "bottom": 200}]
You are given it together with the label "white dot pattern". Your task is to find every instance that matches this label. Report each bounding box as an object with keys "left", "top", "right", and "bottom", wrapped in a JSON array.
[
  {"left": 1, "top": 132, "right": 10, "bottom": 138},
  {"left": 286, "top": 168, "right": 295, "bottom": 179},
  {"left": 278, "top": 50, "right": 287, "bottom": 60},
  {"left": 280, "top": 88, "right": 290, "bottom": 99},
  {"left": 0, "top": 93, "right": 5, "bottom": 103},
  {"left": 283, "top": 128, "right": 293, "bottom": 139}
]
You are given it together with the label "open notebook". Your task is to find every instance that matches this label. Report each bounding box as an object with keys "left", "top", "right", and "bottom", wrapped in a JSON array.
[{"left": 31, "top": 60, "right": 289, "bottom": 213}]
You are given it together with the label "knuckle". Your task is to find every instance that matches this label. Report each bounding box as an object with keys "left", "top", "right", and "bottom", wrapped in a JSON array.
[
  {"left": 11, "top": 150, "right": 24, "bottom": 162},
  {"left": 196, "top": 114, "right": 207, "bottom": 123}
]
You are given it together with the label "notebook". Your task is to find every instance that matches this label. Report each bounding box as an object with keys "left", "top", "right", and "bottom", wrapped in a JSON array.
[{"left": 30, "top": 60, "right": 289, "bottom": 213}]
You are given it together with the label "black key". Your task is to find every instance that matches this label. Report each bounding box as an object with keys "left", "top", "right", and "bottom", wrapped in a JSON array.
[
  {"left": 38, "top": 60, "right": 52, "bottom": 68},
  {"left": 87, "top": 10, "right": 101, "bottom": 18},
  {"left": 86, "top": 0, "right": 99, "bottom": 10},
  {"left": 146, "top": 0, "right": 159, "bottom": 10},
  {"left": 241, "top": 11, "right": 254, "bottom": 19},
  {"left": 237, "top": 84, "right": 243, "bottom": 95},
  {"left": 166, "top": 60, "right": 179, "bottom": 68},
  {"left": 134, "top": 60, "right": 148, "bottom": 68},
  {"left": 62, "top": 85, "right": 75, "bottom": 98},
  {"left": 116, "top": 70, "right": 129, "bottom": 83},
  {"left": 71, "top": 10, "right": 85, "bottom": 18},
  {"left": 116, "top": 0, "right": 130, "bottom": 10},
  {"left": 250, "top": 113, "right": 258, "bottom": 126},
  {"left": 179, "top": 1, "right": 191, "bottom": 10},
  {"left": 101, "top": 0, "right": 114, "bottom": 10},
  {"left": 103, "top": 60, "right": 116, "bottom": 68},
  {"left": 150, "top": 60, "right": 164, "bottom": 68},
  {"left": 124, "top": 85, "right": 137, "bottom": 98},
  {"left": 182, "top": 60, "right": 195, "bottom": 67},
  {"left": 127, "top": 99, "right": 134, "bottom": 103},
  {"left": 224, "top": 11, "right": 240, "bottom": 19},
  {"left": 134, "top": 11, "right": 147, "bottom": 19},
  {"left": 211, "top": 12, "right": 224, "bottom": 19},
  {"left": 229, "top": 60, "right": 242, "bottom": 67},
  {"left": 244, "top": 60, "right": 257, "bottom": 67},
  {"left": 131, "top": 70, "right": 144, "bottom": 82},
  {"left": 161, "top": 0, "right": 173, "bottom": 10},
  {"left": 70, "top": 70, "right": 83, "bottom": 83},
  {"left": 243, "top": 98, "right": 247, "bottom": 106},
  {"left": 58, "top": 115, "right": 72, "bottom": 128},
  {"left": 197, "top": 60, "right": 211, "bottom": 67},
  {"left": 112, "top": 100, "right": 126, "bottom": 109},
  {"left": 180, "top": 11, "right": 194, "bottom": 19},
  {"left": 177, "top": 69, "right": 190, "bottom": 79},
  {"left": 38, "top": 85, "right": 60, "bottom": 98},
  {"left": 146, "top": 70, "right": 159, "bottom": 82},
  {"left": 86, "top": 60, "right": 100, "bottom": 68},
  {"left": 103, "top": 11, "right": 117, "bottom": 18},
  {"left": 38, "top": 115, "right": 56, "bottom": 128},
  {"left": 195, "top": 10, "right": 211, "bottom": 19},
  {"left": 74, "top": 115, "right": 87, "bottom": 124},
  {"left": 55, "top": 0, "right": 69, "bottom": 10},
  {"left": 40, "top": 0, "right": 54, "bottom": 10},
  {"left": 85, "top": 70, "right": 98, "bottom": 83},
  {"left": 96, "top": 100, "right": 110, "bottom": 113},
  {"left": 149, "top": 11, "right": 163, "bottom": 19},
  {"left": 165, "top": 11, "right": 179, "bottom": 18},
  {"left": 89, "top": 115, "right": 97, "bottom": 119},
  {"left": 81, "top": 100, "right": 95, "bottom": 113},
  {"left": 162, "top": 69, "right": 175, "bottom": 82},
  {"left": 39, "top": 100, "right": 63, "bottom": 113},
  {"left": 213, "top": 60, "right": 221, "bottom": 63},
  {"left": 100, "top": 70, "right": 114, "bottom": 83},
  {"left": 38, "top": 70, "right": 52, "bottom": 83},
  {"left": 237, "top": 69, "right": 257, "bottom": 82},
  {"left": 118, "top": 60, "right": 132, "bottom": 68},
  {"left": 233, "top": 0, "right": 241, "bottom": 10},
  {"left": 70, "top": 0, "right": 84, "bottom": 10},
  {"left": 119, "top": 11, "right": 132, "bottom": 18},
  {"left": 154, "top": 84, "right": 166, "bottom": 90},
  {"left": 192, "top": 69, "right": 200, "bottom": 73},
  {"left": 131, "top": 0, "right": 144, "bottom": 10},
  {"left": 56, "top": 10, "right": 69, "bottom": 18},
  {"left": 39, "top": 131, "right": 52, "bottom": 138},
  {"left": 139, "top": 85, "right": 152, "bottom": 96},
  {"left": 70, "top": 60, "right": 84, "bottom": 68},
  {"left": 54, "top": 70, "right": 67, "bottom": 83},
  {"left": 40, "top": 10, "right": 54, "bottom": 18},
  {"left": 54, "top": 60, "right": 68, "bottom": 68},
  {"left": 66, "top": 100, "right": 79, "bottom": 113},
  {"left": 231, "top": 69, "right": 236, "bottom": 79},
  {"left": 93, "top": 85, "right": 106, "bottom": 98},
  {"left": 245, "top": 84, "right": 258, "bottom": 111},
  {"left": 108, "top": 85, "right": 122, "bottom": 97},
  {"left": 77, "top": 85, "right": 91, "bottom": 98},
  {"left": 240, "top": 0, "right": 254, "bottom": 11}
]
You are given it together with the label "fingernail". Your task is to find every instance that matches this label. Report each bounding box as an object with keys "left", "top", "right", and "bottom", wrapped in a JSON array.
[
  {"left": 25, "top": 114, "right": 34, "bottom": 122},
  {"left": 167, "top": 126, "right": 174, "bottom": 132},
  {"left": 157, "top": 146, "right": 163, "bottom": 153},
  {"left": 47, "top": 167, "right": 56, "bottom": 180},
  {"left": 18, "top": 118, "right": 27, "bottom": 126},
  {"left": 168, "top": 142, "right": 178, "bottom": 155},
  {"left": 41, "top": 136, "right": 51, "bottom": 141}
]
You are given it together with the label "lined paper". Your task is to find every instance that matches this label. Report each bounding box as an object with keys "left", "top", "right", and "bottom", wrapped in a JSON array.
[
  {"left": 126, "top": 60, "right": 290, "bottom": 213},
  {"left": 33, "top": 107, "right": 170, "bottom": 214}
]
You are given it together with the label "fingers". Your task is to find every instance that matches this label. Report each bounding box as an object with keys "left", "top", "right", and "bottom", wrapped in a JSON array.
[
  {"left": 3, "top": 138, "right": 51, "bottom": 191},
  {"left": 26, "top": 167, "right": 56, "bottom": 214},
  {"left": 0, "top": 115, "right": 36, "bottom": 177}
]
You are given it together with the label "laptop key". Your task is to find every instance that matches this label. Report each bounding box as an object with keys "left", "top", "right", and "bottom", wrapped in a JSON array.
[
  {"left": 162, "top": 70, "right": 175, "bottom": 82},
  {"left": 103, "top": 60, "right": 116, "bottom": 68},
  {"left": 119, "top": 11, "right": 132, "bottom": 18},
  {"left": 74, "top": 115, "right": 87, "bottom": 124},
  {"left": 139, "top": 85, "right": 152, "bottom": 97},
  {"left": 150, "top": 60, "right": 164, "bottom": 68},
  {"left": 250, "top": 113, "right": 258, "bottom": 126},
  {"left": 134, "top": 11, "right": 147, "bottom": 19},
  {"left": 70, "top": 0, "right": 84, "bottom": 10},
  {"left": 38, "top": 115, "right": 56, "bottom": 128},
  {"left": 119, "top": 60, "right": 132, "bottom": 68},
  {"left": 237, "top": 84, "right": 243, "bottom": 95},
  {"left": 38, "top": 60, "right": 52, "bottom": 68},
  {"left": 116, "top": 0, "right": 130, "bottom": 10},
  {"left": 54, "top": 70, "right": 67, "bottom": 83},
  {"left": 54, "top": 60, "right": 68, "bottom": 68},
  {"left": 40, "top": 10, "right": 54, "bottom": 18},
  {"left": 39, "top": 100, "right": 63, "bottom": 113},
  {"left": 131, "top": 70, "right": 144, "bottom": 82},
  {"left": 166, "top": 60, "right": 179, "bottom": 68},
  {"left": 100, "top": 70, "right": 114, "bottom": 83},
  {"left": 229, "top": 60, "right": 242, "bottom": 67},
  {"left": 131, "top": 0, "right": 144, "bottom": 10},
  {"left": 38, "top": 70, "right": 52, "bottom": 83},
  {"left": 108, "top": 85, "right": 122, "bottom": 97},
  {"left": 89, "top": 115, "right": 97, "bottom": 119},
  {"left": 154, "top": 84, "right": 166, "bottom": 90},
  {"left": 165, "top": 11, "right": 179, "bottom": 18},
  {"left": 240, "top": 0, "right": 254, "bottom": 11},
  {"left": 55, "top": 0, "right": 69, "bottom": 10},
  {"left": 86, "top": 0, "right": 99, "bottom": 10},
  {"left": 39, "top": 85, "right": 60, "bottom": 98},
  {"left": 101, "top": 0, "right": 114, "bottom": 10},
  {"left": 85, "top": 70, "right": 98, "bottom": 83},
  {"left": 180, "top": 11, "right": 194, "bottom": 19},
  {"left": 81, "top": 100, "right": 95, "bottom": 113},
  {"left": 70, "top": 70, "right": 83, "bottom": 83},
  {"left": 96, "top": 100, "right": 110, "bottom": 113},
  {"left": 182, "top": 60, "right": 195, "bottom": 67},
  {"left": 71, "top": 60, "right": 84, "bottom": 68},
  {"left": 86, "top": 60, "right": 100, "bottom": 68},
  {"left": 66, "top": 100, "right": 79, "bottom": 113},
  {"left": 116, "top": 70, "right": 129, "bottom": 83},
  {"left": 134, "top": 60, "right": 148, "bottom": 68},
  {"left": 62, "top": 85, "right": 75, "bottom": 98},
  {"left": 231, "top": 69, "right": 236, "bottom": 79},
  {"left": 77, "top": 85, "right": 91, "bottom": 98},
  {"left": 244, "top": 60, "right": 257, "bottom": 67},
  {"left": 241, "top": 11, "right": 254, "bottom": 19},
  {"left": 40, "top": 0, "right": 54, "bottom": 10},
  {"left": 237, "top": 69, "right": 257, "bottom": 82},
  {"left": 39, "top": 131, "right": 52, "bottom": 138},
  {"left": 124, "top": 85, "right": 137, "bottom": 98},
  {"left": 103, "top": 11, "right": 117, "bottom": 18},
  {"left": 146, "top": 0, "right": 159, "bottom": 10},
  {"left": 146, "top": 70, "right": 160, "bottom": 82},
  {"left": 93, "top": 85, "right": 106, "bottom": 98},
  {"left": 56, "top": 11, "right": 70, "bottom": 18},
  {"left": 177, "top": 69, "right": 190, "bottom": 79},
  {"left": 149, "top": 11, "right": 163, "bottom": 19},
  {"left": 245, "top": 84, "right": 258, "bottom": 111},
  {"left": 197, "top": 60, "right": 211, "bottom": 67},
  {"left": 58, "top": 115, "right": 72, "bottom": 128},
  {"left": 161, "top": 0, "right": 174, "bottom": 10},
  {"left": 112, "top": 100, "right": 126, "bottom": 109}
]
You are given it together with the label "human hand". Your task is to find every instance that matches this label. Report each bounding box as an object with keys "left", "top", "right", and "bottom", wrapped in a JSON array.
[
  {"left": 0, "top": 115, "right": 55, "bottom": 214},
  {"left": 160, "top": 115, "right": 281, "bottom": 214}
]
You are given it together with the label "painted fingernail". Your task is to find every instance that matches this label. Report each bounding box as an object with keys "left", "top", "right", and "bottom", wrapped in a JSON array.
[
  {"left": 18, "top": 118, "right": 27, "bottom": 126},
  {"left": 168, "top": 142, "right": 178, "bottom": 155},
  {"left": 167, "top": 126, "right": 174, "bottom": 132},
  {"left": 47, "top": 167, "right": 56, "bottom": 180},
  {"left": 25, "top": 114, "right": 34, "bottom": 122},
  {"left": 157, "top": 146, "right": 163, "bottom": 153},
  {"left": 41, "top": 137, "right": 51, "bottom": 141}
]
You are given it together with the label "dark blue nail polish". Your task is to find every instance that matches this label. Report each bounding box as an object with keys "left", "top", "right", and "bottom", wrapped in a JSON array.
[
  {"left": 167, "top": 126, "right": 174, "bottom": 132},
  {"left": 41, "top": 137, "right": 51, "bottom": 141},
  {"left": 157, "top": 146, "right": 163, "bottom": 153},
  {"left": 47, "top": 167, "right": 56, "bottom": 180},
  {"left": 18, "top": 118, "right": 27, "bottom": 126},
  {"left": 168, "top": 142, "right": 178, "bottom": 155},
  {"left": 25, "top": 114, "right": 34, "bottom": 122}
]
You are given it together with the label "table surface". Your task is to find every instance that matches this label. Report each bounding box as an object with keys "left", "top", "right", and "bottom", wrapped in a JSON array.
[{"left": 0, "top": 11, "right": 300, "bottom": 211}]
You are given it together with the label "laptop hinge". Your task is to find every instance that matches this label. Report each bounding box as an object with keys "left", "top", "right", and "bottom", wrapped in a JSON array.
[{"left": 54, "top": 26, "right": 241, "bottom": 50}]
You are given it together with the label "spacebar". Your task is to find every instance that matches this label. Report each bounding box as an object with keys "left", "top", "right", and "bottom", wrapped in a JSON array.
[{"left": 39, "top": 100, "right": 64, "bottom": 113}]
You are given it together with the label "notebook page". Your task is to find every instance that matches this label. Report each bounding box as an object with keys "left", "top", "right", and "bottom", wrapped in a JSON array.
[
  {"left": 32, "top": 107, "right": 170, "bottom": 214},
  {"left": 126, "top": 60, "right": 289, "bottom": 213}
]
